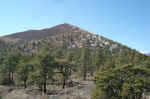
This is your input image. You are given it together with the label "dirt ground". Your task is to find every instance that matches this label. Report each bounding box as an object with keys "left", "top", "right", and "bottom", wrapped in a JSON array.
[{"left": 0, "top": 80, "right": 95, "bottom": 99}]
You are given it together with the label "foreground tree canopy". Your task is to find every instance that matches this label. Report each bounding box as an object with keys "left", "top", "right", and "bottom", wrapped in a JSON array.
[{"left": 92, "top": 64, "right": 150, "bottom": 99}]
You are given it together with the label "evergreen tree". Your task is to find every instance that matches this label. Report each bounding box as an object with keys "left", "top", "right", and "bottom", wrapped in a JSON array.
[
  {"left": 93, "top": 49, "right": 104, "bottom": 70},
  {"left": 30, "top": 51, "right": 56, "bottom": 93},
  {"left": 16, "top": 55, "right": 33, "bottom": 88},
  {"left": 56, "top": 59, "right": 72, "bottom": 89},
  {"left": 80, "top": 47, "right": 90, "bottom": 80},
  {"left": 93, "top": 64, "right": 150, "bottom": 99},
  {"left": 0, "top": 53, "right": 21, "bottom": 85}
]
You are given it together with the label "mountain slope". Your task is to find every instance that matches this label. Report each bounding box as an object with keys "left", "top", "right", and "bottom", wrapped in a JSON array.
[
  {"left": 0, "top": 23, "right": 138, "bottom": 56},
  {"left": 1, "top": 24, "right": 91, "bottom": 42}
]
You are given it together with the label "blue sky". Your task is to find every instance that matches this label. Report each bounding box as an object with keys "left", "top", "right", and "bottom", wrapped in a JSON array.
[{"left": 0, "top": 0, "right": 150, "bottom": 53}]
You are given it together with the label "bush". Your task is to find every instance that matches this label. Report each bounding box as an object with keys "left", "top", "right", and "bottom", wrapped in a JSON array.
[{"left": 92, "top": 88, "right": 109, "bottom": 99}]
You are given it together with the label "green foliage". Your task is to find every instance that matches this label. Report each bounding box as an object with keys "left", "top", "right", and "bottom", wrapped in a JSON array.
[
  {"left": 30, "top": 51, "right": 56, "bottom": 93},
  {"left": 80, "top": 47, "right": 90, "bottom": 80},
  {"left": 93, "top": 50, "right": 103, "bottom": 70},
  {"left": 93, "top": 64, "right": 150, "bottom": 99},
  {"left": 16, "top": 55, "right": 33, "bottom": 88},
  {"left": 92, "top": 88, "right": 109, "bottom": 99},
  {"left": 0, "top": 53, "right": 21, "bottom": 85},
  {"left": 0, "top": 39, "right": 150, "bottom": 98},
  {"left": 54, "top": 50, "right": 76, "bottom": 89}
]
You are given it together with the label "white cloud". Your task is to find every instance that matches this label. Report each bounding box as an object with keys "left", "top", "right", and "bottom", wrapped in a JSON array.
[
  {"left": 139, "top": 51, "right": 150, "bottom": 56},
  {"left": 139, "top": 51, "right": 147, "bottom": 55}
]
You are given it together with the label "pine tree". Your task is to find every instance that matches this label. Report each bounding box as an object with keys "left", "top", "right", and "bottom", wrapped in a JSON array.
[
  {"left": 30, "top": 51, "right": 56, "bottom": 93},
  {"left": 16, "top": 55, "right": 33, "bottom": 88},
  {"left": 80, "top": 47, "right": 90, "bottom": 80}
]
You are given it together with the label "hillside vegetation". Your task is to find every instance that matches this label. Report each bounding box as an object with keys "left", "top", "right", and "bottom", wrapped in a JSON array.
[{"left": 0, "top": 24, "right": 149, "bottom": 99}]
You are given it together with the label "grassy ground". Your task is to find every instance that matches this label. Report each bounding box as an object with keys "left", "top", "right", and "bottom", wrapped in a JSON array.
[{"left": 0, "top": 80, "right": 95, "bottom": 99}]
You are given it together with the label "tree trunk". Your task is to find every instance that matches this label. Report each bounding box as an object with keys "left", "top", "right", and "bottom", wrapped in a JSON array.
[
  {"left": 83, "top": 67, "right": 87, "bottom": 80},
  {"left": 69, "top": 68, "right": 72, "bottom": 76},
  {"left": 62, "top": 77, "right": 66, "bottom": 89},
  {"left": 137, "top": 93, "right": 142, "bottom": 99},
  {"left": 8, "top": 72, "right": 11, "bottom": 85},
  {"left": 39, "top": 84, "right": 43, "bottom": 92},
  {"left": 11, "top": 72, "right": 14, "bottom": 81},
  {"left": 24, "top": 80, "right": 27, "bottom": 88},
  {"left": 43, "top": 79, "right": 47, "bottom": 93}
]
